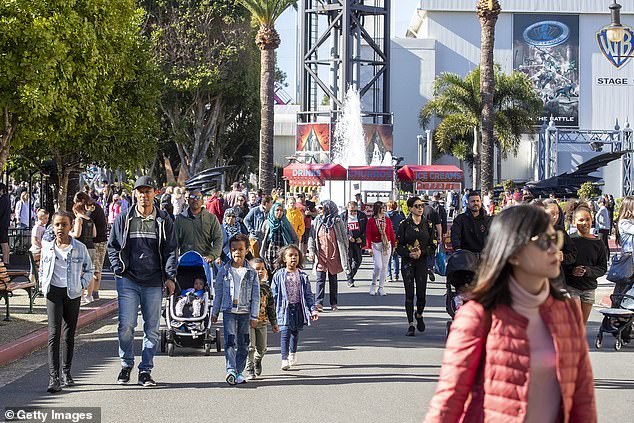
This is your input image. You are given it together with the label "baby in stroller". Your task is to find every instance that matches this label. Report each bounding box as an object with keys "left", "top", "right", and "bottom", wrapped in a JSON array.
[
  {"left": 175, "top": 277, "right": 205, "bottom": 318},
  {"left": 444, "top": 250, "right": 479, "bottom": 337}
]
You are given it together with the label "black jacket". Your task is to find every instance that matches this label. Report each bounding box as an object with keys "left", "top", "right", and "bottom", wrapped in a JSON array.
[
  {"left": 429, "top": 200, "right": 448, "bottom": 236},
  {"left": 340, "top": 210, "right": 368, "bottom": 243},
  {"left": 450, "top": 208, "right": 491, "bottom": 253},
  {"left": 395, "top": 215, "right": 437, "bottom": 263},
  {"left": 107, "top": 206, "right": 178, "bottom": 284}
]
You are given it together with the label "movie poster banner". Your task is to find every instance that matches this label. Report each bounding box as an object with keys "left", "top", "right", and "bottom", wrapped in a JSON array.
[
  {"left": 296, "top": 123, "right": 331, "bottom": 163},
  {"left": 362, "top": 124, "right": 394, "bottom": 166},
  {"left": 513, "top": 14, "right": 579, "bottom": 127}
]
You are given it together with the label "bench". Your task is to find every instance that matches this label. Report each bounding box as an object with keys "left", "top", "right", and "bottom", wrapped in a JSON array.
[{"left": 0, "top": 252, "right": 37, "bottom": 321}]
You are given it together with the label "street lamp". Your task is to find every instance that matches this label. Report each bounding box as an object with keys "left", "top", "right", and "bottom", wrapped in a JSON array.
[{"left": 607, "top": 1, "right": 626, "bottom": 43}]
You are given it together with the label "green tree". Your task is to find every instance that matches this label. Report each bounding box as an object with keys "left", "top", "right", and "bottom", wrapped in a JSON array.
[
  {"left": 143, "top": 0, "right": 257, "bottom": 178},
  {"left": 237, "top": 0, "right": 297, "bottom": 192},
  {"left": 1, "top": 0, "right": 161, "bottom": 208},
  {"left": 477, "top": 0, "right": 501, "bottom": 192},
  {"left": 577, "top": 182, "right": 601, "bottom": 200},
  {"left": 419, "top": 67, "right": 541, "bottom": 188}
]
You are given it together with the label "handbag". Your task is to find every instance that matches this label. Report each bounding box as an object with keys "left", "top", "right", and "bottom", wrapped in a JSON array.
[
  {"left": 606, "top": 252, "right": 634, "bottom": 283},
  {"left": 434, "top": 245, "right": 447, "bottom": 276}
]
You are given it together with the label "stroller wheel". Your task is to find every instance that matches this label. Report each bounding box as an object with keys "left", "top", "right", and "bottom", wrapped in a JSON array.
[
  {"left": 216, "top": 328, "right": 222, "bottom": 352},
  {"left": 595, "top": 333, "right": 603, "bottom": 350},
  {"left": 160, "top": 330, "right": 167, "bottom": 353},
  {"left": 167, "top": 343, "right": 175, "bottom": 357},
  {"left": 615, "top": 337, "right": 623, "bottom": 351}
]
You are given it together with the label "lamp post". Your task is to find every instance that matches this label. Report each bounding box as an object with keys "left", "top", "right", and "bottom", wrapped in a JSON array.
[
  {"left": 607, "top": 1, "right": 625, "bottom": 42},
  {"left": 391, "top": 156, "right": 404, "bottom": 201}
]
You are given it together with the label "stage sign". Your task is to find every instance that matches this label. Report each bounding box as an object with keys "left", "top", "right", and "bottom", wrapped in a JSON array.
[
  {"left": 415, "top": 182, "right": 462, "bottom": 191},
  {"left": 513, "top": 14, "right": 579, "bottom": 127}
]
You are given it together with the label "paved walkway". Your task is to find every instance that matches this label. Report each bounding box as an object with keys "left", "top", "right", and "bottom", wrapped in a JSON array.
[{"left": 0, "top": 261, "right": 633, "bottom": 422}]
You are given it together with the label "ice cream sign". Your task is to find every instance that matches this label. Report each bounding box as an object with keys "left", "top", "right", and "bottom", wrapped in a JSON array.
[{"left": 413, "top": 170, "right": 463, "bottom": 182}]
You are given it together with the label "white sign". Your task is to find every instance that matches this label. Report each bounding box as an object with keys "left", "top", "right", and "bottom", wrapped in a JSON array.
[{"left": 593, "top": 77, "right": 634, "bottom": 86}]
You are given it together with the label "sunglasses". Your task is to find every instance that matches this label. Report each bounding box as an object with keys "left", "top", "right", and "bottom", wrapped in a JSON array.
[
  {"left": 530, "top": 230, "right": 564, "bottom": 251},
  {"left": 412, "top": 204, "right": 424, "bottom": 209}
]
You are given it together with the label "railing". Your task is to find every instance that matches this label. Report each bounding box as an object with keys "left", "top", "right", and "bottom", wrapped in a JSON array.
[{"left": 8, "top": 228, "right": 31, "bottom": 255}]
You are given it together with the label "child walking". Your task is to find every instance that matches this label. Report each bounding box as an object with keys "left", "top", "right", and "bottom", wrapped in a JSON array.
[
  {"left": 271, "top": 244, "right": 318, "bottom": 370},
  {"left": 246, "top": 258, "right": 280, "bottom": 380},
  {"left": 211, "top": 234, "right": 260, "bottom": 385}
]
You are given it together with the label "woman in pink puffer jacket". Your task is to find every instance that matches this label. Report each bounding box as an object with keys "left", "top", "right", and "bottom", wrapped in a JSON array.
[{"left": 425, "top": 205, "right": 596, "bottom": 423}]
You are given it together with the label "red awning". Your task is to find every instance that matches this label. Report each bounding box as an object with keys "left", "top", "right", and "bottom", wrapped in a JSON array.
[
  {"left": 283, "top": 163, "right": 347, "bottom": 186},
  {"left": 398, "top": 165, "right": 464, "bottom": 182},
  {"left": 347, "top": 166, "right": 393, "bottom": 181}
]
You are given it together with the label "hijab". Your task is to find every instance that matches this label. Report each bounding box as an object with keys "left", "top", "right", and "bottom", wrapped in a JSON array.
[
  {"left": 268, "top": 203, "right": 294, "bottom": 244},
  {"left": 321, "top": 200, "right": 340, "bottom": 232}
]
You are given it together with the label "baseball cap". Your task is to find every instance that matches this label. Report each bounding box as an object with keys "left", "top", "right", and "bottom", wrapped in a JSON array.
[{"left": 133, "top": 176, "right": 156, "bottom": 190}]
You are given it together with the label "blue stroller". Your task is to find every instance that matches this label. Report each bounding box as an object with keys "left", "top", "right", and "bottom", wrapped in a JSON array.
[{"left": 160, "top": 251, "right": 222, "bottom": 356}]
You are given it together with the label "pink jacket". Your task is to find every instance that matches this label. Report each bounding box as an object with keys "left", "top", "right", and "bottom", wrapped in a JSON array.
[{"left": 425, "top": 296, "right": 596, "bottom": 423}]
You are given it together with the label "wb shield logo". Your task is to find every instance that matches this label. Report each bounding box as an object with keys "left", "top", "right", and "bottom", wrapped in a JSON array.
[{"left": 597, "top": 26, "right": 634, "bottom": 68}]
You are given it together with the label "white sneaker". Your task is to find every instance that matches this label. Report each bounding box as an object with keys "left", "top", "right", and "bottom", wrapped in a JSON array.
[
  {"left": 378, "top": 288, "right": 387, "bottom": 296},
  {"left": 369, "top": 287, "right": 376, "bottom": 296},
  {"left": 289, "top": 353, "right": 297, "bottom": 366},
  {"left": 81, "top": 295, "right": 93, "bottom": 304},
  {"left": 236, "top": 374, "right": 247, "bottom": 384},
  {"left": 281, "top": 360, "right": 290, "bottom": 370}
]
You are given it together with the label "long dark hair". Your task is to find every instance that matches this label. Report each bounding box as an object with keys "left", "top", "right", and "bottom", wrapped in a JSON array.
[
  {"left": 470, "top": 205, "right": 565, "bottom": 309},
  {"left": 372, "top": 201, "right": 384, "bottom": 217}
]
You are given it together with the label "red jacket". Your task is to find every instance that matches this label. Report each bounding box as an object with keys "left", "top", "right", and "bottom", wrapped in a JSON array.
[
  {"left": 425, "top": 296, "right": 596, "bottom": 423},
  {"left": 365, "top": 216, "right": 395, "bottom": 250},
  {"left": 205, "top": 196, "right": 225, "bottom": 222}
]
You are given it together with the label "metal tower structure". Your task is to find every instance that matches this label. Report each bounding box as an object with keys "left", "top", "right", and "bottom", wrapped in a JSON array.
[{"left": 298, "top": 0, "right": 391, "bottom": 125}]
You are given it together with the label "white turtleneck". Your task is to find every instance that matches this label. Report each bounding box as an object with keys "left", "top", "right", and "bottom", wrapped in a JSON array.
[{"left": 509, "top": 277, "right": 561, "bottom": 423}]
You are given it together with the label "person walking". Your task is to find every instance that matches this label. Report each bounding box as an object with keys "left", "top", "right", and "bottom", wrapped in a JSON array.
[
  {"left": 217, "top": 209, "right": 248, "bottom": 266},
  {"left": 366, "top": 201, "right": 395, "bottom": 296},
  {"left": 260, "top": 202, "right": 299, "bottom": 269},
  {"left": 285, "top": 197, "right": 305, "bottom": 243},
  {"left": 542, "top": 199, "right": 577, "bottom": 291},
  {"left": 565, "top": 202, "right": 608, "bottom": 323},
  {"left": 73, "top": 192, "right": 108, "bottom": 301},
  {"left": 71, "top": 200, "right": 97, "bottom": 304},
  {"left": 231, "top": 195, "right": 250, "bottom": 221},
  {"left": 308, "top": 200, "right": 350, "bottom": 311},
  {"left": 385, "top": 201, "right": 404, "bottom": 283},
  {"left": 425, "top": 205, "right": 596, "bottom": 423},
  {"left": 41, "top": 211, "right": 94, "bottom": 393},
  {"left": 205, "top": 189, "right": 226, "bottom": 222},
  {"left": 396, "top": 197, "right": 436, "bottom": 335},
  {"left": 450, "top": 191, "right": 491, "bottom": 257},
  {"left": 341, "top": 201, "right": 368, "bottom": 287},
  {"left": 244, "top": 195, "right": 273, "bottom": 259},
  {"left": 107, "top": 176, "right": 177, "bottom": 387},
  {"left": 0, "top": 183, "right": 12, "bottom": 265},
  {"left": 175, "top": 189, "right": 223, "bottom": 264},
  {"left": 595, "top": 197, "right": 611, "bottom": 260},
  {"left": 616, "top": 196, "right": 634, "bottom": 299},
  {"left": 14, "top": 190, "right": 31, "bottom": 229},
  {"left": 224, "top": 182, "right": 244, "bottom": 208}
]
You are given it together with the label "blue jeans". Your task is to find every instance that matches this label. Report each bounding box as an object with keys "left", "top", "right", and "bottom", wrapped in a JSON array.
[
  {"left": 388, "top": 251, "right": 400, "bottom": 279},
  {"left": 223, "top": 312, "right": 251, "bottom": 375},
  {"left": 116, "top": 277, "right": 163, "bottom": 372},
  {"left": 280, "top": 328, "right": 299, "bottom": 360}
]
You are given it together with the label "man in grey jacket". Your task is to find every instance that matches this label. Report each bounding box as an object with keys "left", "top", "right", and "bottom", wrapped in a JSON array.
[{"left": 244, "top": 195, "right": 273, "bottom": 258}]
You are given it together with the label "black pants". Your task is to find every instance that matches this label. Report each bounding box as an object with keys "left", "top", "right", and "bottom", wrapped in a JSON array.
[
  {"left": 598, "top": 229, "right": 610, "bottom": 260},
  {"left": 401, "top": 259, "right": 428, "bottom": 324},
  {"left": 47, "top": 285, "right": 81, "bottom": 376},
  {"left": 316, "top": 271, "right": 338, "bottom": 306},
  {"left": 347, "top": 242, "right": 363, "bottom": 283}
]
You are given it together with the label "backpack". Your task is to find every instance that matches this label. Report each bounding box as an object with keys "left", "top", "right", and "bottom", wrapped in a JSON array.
[{"left": 450, "top": 193, "right": 458, "bottom": 209}]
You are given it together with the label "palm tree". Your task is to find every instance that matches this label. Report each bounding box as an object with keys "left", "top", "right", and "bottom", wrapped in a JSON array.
[
  {"left": 237, "top": 0, "right": 297, "bottom": 192},
  {"left": 476, "top": 0, "right": 501, "bottom": 192},
  {"left": 419, "top": 67, "right": 541, "bottom": 188}
]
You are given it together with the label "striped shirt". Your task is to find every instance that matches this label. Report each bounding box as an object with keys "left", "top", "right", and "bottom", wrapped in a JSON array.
[{"left": 126, "top": 207, "right": 162, "bottom": 286}]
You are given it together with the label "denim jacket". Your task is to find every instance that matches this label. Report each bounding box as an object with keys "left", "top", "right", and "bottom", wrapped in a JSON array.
[
  {"left": 244, "top": 205, "right": 267, "bottom": 241},
  {"left": 212, "top": 260, "right": 260, "bottom": 320},
  {"left": 619, "top": 219, "right": 634, "bottom": 253},
  {"left": 271, "top": 268, "right": 316, "bottom": 327},
  {"left": 39, "top": 238, "right": 95, "bottom": 299}
]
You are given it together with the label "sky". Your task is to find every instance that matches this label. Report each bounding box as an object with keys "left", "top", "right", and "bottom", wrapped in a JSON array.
[{"left": 275, "top": 1, "right": 422, "bottom": 102}]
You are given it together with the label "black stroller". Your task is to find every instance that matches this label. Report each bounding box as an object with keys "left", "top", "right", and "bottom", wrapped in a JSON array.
[
  {"left": 444, "top": 249, "right": 479, "bottom": 338},
  {"left": 595, "top": 280, "right": 634, "bottom": 351},
  {"left": 160, "top": 251, "right": 222, "bottom": 356}
]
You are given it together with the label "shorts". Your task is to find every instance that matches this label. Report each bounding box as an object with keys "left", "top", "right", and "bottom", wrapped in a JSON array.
[
  {"left": 566, "top": 285, "right": 596, "bottom": 304},
  {"left": 93, "top": 242, "right": 107, "bottom": 275}
]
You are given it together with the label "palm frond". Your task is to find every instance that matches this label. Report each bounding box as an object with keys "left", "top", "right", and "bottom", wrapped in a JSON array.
[{"left": 237, "top": 0, "right": 297, "bottom": 25}]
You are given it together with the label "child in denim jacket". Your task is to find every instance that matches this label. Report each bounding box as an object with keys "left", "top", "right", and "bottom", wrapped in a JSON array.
[
  {"left": 271, "top": 244, "right": 318, "bottom": 370},
  {"left": 211, "top": 234, "right": 260, "bottom": 385}
]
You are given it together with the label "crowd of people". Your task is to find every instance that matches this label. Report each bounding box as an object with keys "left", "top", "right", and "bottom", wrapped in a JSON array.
[{"left": 12, "top": 172, "right": 627, "bottom": 421}]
